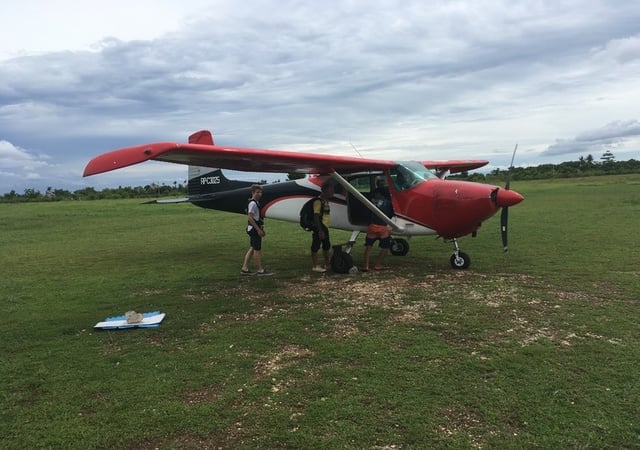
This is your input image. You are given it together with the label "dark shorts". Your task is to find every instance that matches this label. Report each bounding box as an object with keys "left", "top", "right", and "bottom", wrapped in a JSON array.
[
  {"left": 311, "top": 225, "right": 331, "bottom": 252},
  {"left": 365, "top": 235, "right": 391, "bottom": 249},
  {"left": 248, "top": 228, "right": 262, "bottom": 251},
  {"left": 365, "top": 223, "right": 391, "bottom": 248}
]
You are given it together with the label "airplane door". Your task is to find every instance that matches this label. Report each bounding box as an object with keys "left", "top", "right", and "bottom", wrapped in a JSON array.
[{"left": 345, "top": 174, "right": 388, "bottom": 226}]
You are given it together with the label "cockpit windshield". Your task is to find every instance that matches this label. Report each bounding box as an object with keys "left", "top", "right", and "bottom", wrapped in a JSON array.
[{"left": 391, "top": 161, "right": 437, "bottom": 190}]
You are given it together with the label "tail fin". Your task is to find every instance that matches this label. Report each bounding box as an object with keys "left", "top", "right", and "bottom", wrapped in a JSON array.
[
  {"left": 188, "top": 130, "right": 214, "bottom": 145},
  {"left": 186, "top": 130, "right": 254, "bottom": 197}
]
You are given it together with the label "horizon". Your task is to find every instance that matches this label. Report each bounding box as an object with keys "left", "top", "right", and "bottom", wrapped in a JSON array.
[
  {"left": 2, "top": 1, "right": 640, "bottom": 194},
  {"left": 3, "top": 152, "right": 637, "bottom": 197}
]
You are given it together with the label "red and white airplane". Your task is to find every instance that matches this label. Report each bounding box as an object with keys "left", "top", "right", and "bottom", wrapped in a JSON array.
[{"left": 83, "top": 130, "right": 523, "bottom": 272}]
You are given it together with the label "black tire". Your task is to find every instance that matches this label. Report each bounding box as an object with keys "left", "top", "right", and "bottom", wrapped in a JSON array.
[
  {"left": 331, "top": 251, "right": 354, "bottom": 274},
  {"left": 450, "top": 251, "right": 471, "bottom": 269},
  {"left": 390, "top": 238, "right": 410, "bottom": 256}
]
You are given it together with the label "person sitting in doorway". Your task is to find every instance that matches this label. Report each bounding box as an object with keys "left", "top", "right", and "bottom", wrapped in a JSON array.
[{"left": 362, "top": 187, "right": 394, "bottom": 271}]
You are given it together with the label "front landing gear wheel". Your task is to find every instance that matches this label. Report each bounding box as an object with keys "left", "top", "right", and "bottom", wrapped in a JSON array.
[
  {"left": 450, "top": 251, "right": 471, "bottom": 269},
  {"left": 390, "top": 238, "right": 409, "bottom": 256}
]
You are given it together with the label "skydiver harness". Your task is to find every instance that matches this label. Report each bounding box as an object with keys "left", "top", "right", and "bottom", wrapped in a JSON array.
[{"left": 247, "top": 199, "right": 264, "bottom": 233}]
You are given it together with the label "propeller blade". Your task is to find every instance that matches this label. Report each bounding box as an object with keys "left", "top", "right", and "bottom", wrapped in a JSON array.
[
  {"left": 501, "top": 206, "right": 509, "bottom": 253},
  {"left": 500, "top": 143, "right": 517, "bottom": 253},
  {"left": 505, "top": 143, "right": 518, "bottom": 190}
]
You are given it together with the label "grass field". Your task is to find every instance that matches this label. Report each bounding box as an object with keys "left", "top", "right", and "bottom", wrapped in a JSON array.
[{"left": 1, "top": 174, "right": 639, "bottom": 449}]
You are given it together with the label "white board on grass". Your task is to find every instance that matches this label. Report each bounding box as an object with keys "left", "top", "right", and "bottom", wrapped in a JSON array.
[{"left": 94, "top": 312, "right": 166, "bottom": 330}]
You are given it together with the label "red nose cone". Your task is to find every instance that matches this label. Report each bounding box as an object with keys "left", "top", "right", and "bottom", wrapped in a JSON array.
[{"left": 496, "top": 189, "right": 524, "bottom": 207}]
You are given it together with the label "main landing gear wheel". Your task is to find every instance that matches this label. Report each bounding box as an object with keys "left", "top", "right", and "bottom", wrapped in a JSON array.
[
  {"left": 450, "top": 251, "right": 471, "bottom": 270},
  {"left": 390, "top": 238, "right": 409, "bottom": 256}
]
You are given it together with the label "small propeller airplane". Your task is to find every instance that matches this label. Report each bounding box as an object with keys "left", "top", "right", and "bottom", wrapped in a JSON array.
[{"left": 83, "top": 130, "right": 523, "bottom": 272}]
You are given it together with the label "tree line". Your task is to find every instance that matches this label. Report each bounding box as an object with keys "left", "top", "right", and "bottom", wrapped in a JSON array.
[
  {"left": 2, "top": 153, "right": 638, "bottom": 203},
  {"left": 1, "top": 182, "right": 188, "bottom": 203},
  {"left": 451, "top": 152, "right": 640, "bottom": 183}
]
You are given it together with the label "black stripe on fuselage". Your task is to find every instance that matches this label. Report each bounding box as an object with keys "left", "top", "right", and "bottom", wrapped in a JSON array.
[{"left": 190, "top": 180, "right": 327, "bottom": 215}]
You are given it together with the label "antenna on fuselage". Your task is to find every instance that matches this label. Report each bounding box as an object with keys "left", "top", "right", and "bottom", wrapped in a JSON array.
[{"left": 349, "top": 142, "right": 364, "bottom": 159}]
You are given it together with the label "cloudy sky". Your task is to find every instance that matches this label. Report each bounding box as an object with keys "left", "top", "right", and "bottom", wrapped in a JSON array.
[{"left": 1, "top": 0, "right": 639, "bottom": 193}]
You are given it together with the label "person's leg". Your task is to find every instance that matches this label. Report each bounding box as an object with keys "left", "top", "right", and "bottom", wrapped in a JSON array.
[
  {"left": 363, "top": 245, "right": 372, "bottom": 270},
  {"left": 242, "top": 247, "right": 254, "bottom": 272},
  {"left": 251, "top": 233, "right": 264, "bottom": 272},
  {"left": 253, "top": 249, "right": 263, "bottom": 271},
  {"left": 322, "top": 226, "right": 331, "bottom": 267},
  {"left": 374, "top": 248, "right": 388, "bottom": 270},
  {"left": 311, "top": 231, "right": 324, "bottom": 271},
  {"left": 375, "top": 236, "right": 391, "bottom": 270},
  {"left": 363, "top": 234, "right": 376, "bottom": 270},
  {"left": 243, "top": 232, "right": 262, "bottom": 272}
]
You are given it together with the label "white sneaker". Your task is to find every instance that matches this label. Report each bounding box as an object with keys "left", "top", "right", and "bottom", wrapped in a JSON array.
[{"left": 312, "top": 265, "right": 327, "bottom": 273}]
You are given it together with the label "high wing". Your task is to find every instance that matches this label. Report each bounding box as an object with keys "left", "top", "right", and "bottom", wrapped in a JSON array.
[
  {"left": 83, "top": 130, "right": 489, "bottom": 178},
  {"left": 83, "top": 141, "right": 396, "bottom": 177}
]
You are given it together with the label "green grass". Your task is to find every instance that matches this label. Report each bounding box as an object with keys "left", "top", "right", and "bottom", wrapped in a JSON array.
[{"left": 1, "top": 174, "right": 639, "bottom": 449}]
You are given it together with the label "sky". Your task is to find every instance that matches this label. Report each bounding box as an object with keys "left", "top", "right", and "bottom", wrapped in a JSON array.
[{"left": 1, "top": 0, "right": 639, "bottom": 194}]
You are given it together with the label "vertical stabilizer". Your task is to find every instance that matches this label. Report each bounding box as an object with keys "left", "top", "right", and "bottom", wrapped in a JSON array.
[
  {"left": 186, "top": 130, "right": 254, "bottom": 197},
  {"left": 188, "top": 130, "right": 214, "bottom": 145}
]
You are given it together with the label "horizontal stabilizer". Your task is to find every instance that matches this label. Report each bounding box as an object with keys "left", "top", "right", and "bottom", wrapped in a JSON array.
[{"left": 142, "top": 197, "right": 191, "bottom": 204}]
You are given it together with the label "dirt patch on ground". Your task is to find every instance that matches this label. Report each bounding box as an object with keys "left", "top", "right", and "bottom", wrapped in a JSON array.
[
  {"left": 437, "top": 407, "right": 488, "bottom": 448},
  {"left": 209, "top": 270, "right": 616, "bottom": 348},
  {"left": 129, "top": 432, "right": 242, "bottom": 450},
  {"left": 254, "top": 344, "right": 314, "bottom": 378},
  {"left": 278, "top": 274, "right": 444, "bottom": 338},
  {"left": 182, "top": 386, "right": 223, "bottom": 405}
]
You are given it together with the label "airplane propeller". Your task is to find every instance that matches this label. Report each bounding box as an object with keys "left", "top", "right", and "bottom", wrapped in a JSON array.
[{"left": 500, "top": 144, "right": 518, "bottom": 253}]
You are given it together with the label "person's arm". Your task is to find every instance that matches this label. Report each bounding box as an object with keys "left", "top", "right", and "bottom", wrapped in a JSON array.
[{"left": 313, "top": 199, "right": 324, "bottom": 238}]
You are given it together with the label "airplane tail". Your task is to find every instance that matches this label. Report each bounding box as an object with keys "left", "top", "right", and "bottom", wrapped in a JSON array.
[
  {"left": 186, "top": 130, "right": 254, "bottom": 198},
  {"left": 187, "top": 166, "right": 255, "bottom": 196},
  {"left": 189, "top": 130, "right": 215, "bottom": 145}
]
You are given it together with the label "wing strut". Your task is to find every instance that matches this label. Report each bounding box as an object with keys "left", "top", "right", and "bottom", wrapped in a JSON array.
[{"left": 329, "top": 171, "right": 404, "bottom": 233}]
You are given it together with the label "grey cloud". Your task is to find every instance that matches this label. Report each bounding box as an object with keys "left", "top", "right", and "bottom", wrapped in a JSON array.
[
  {"left": 591, "top": 35, "right": 640, "bottom": 64},
  {"left": 542, "top": 120, "right": 640, "bottom": 156},
  {"left": 576, "top": 120, "right": 640, "bottom": 141},
  {"left": 3, "top": 2, "right": 638, "bottom": 120},
  {"left": 0, "top": 140, "right": 51, "bottom": 169}
]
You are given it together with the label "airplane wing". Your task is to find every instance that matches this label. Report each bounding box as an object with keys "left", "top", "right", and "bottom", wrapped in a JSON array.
[
  {"left": 83, "top": 128, "right": 490, "bottom": 177},
  {"left": 83, "top": 142, "right": 397, "bottom": 177},
  {"left": 421, "top": 160, "right": 489, "bottom": 174}
]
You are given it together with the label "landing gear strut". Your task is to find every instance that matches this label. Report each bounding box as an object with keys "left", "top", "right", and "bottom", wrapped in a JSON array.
[{"left": 449, "top": 239, "right": 471, "bottom": 269}]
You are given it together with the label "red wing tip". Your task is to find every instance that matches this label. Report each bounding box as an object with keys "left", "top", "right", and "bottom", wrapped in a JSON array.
[{"left": 82, "top": 142, "right": 179, "bottom": 177}]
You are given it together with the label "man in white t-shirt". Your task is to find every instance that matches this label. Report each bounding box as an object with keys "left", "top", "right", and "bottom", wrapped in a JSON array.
[{"left": 241, "top": 184, "right": 272, "bottom": 275}]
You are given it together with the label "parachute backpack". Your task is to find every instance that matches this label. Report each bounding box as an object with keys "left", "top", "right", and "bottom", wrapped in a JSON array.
[{"left": 299, "top": 197, "right": 321, "bottom": 231}]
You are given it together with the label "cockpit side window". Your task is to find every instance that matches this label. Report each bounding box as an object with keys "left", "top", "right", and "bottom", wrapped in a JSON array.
[
  {"left": 348, "top": 175, "right": 373, "bottom": 194},
  {"left": 390, "top": 162, "right": 436, "bottom": 190}
]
